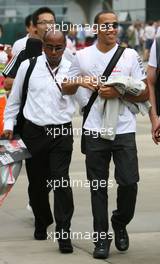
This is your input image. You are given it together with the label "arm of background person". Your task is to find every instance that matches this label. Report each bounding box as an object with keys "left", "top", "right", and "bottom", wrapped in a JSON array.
[
  {"left": 2, "top": 60, "right": 29, "bottom": 139},
  {"left": 3, "top": 77, "right": 14, "bottom": 91},
  {"left": 147, "top": 65, "right": 160, "bottom": 144},
  {"left": 2, "top": 51, "right": 23, "bottom": 91}
]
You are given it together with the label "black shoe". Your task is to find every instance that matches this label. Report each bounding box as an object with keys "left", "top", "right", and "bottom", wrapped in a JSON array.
[
  {"left": 93, "top": 239, "right": 111, "bottom": 259},
  {"left": 34, "top": 228, "right": 47, "bottom": 240},
  {"left": 58, "top": 238, "right": 73, "bottom": 254},
  {"left": 113, "top": 227, "right": 129, "bottom": 251}
]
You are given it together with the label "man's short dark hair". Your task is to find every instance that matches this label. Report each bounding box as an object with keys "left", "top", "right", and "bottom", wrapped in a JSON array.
[
  {"left": 94, "top": 10, "right": 116, "bottom": 24},
  {"left": 32, "top": 7, "right": 56, "bottom": 26},
  {"left": 25, "top": 14, "right": 32, "bottom": 28}
]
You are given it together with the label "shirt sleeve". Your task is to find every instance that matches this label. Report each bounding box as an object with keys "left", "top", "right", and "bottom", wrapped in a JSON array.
[
  {"left": 130, "top": 49, "right": 146, "bottom": 80},
  {"left": 12, "top": 41, "right": 21, "bottom": 57},
  {"left": 2, "top": 50, "right": 25, "bottom": 78},
  {"left": 55, "top": 57, "right": 72, "bottom": 89},
  {"left": 67, "top": 53, "right": 82, "bottom": 78},
  {"left": 4, "top": 60, "right": 29, "bottom": 131},
  {"left": 148, "top": 39, "right": 157, "bottom": 68}
]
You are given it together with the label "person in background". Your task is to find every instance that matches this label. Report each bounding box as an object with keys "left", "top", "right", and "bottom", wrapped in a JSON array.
[
  {"left": 3, "top": 38, "right": 42, "bottom": 91},
  {"left": 76, "top": 24, "right": 86, "bottom": 49},
  {"left": 0, "top": 23, "right": 12, "bottom": 60},
  {"left": 12, "top": 14, "right": 36, "bottom": 56},
  {"left": 143, "top": 21, "right": 155, "bottom": 61},
  {"left": 155, "top": 20, "right": 160, "bottom": 37},
  {"left": 147, "top": 37, "right": 160, "bottom": 144},
  {"left": 0, "top": 25, "right": 11, "bottom": 135},
  {"left": 127, "top": 24, "right": 136, "bottom": 49},
  {"left": 0, "top": 47, "right": 8, "bottom": 135},
  {"left": 65, "top": 22, "right": 77, "bottom": 53},
  {"left": 3, "top": 6, "right": 74, "bottom": 91}
]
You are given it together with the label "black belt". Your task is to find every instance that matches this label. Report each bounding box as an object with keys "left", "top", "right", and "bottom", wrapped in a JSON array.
[{"left": 25, "top": 119, "right": 72, "bottom": 130}]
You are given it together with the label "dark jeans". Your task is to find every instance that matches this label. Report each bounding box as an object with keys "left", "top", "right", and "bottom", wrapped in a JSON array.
[
  {"left": 22, "top": 120, "right": 74, "bottom": 233},
  {"left": 85, "top": 132, "right": 139, "bottom": 235}
]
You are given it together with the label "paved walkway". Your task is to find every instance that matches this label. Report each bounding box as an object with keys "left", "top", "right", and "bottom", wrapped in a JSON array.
[{"left": 0, "top": 115, "right": 160, "bottom": 264}]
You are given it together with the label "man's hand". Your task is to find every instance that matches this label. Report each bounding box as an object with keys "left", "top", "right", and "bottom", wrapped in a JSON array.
[
  {"left": 79, "top": 76, "right": 99, "bottom": 91},
  {"left": 1, "top": 130, "right": 13, "bottom": 140},
  {"left": 154, "top": 122, "right": 160, "bottom": 144},
  {"left": 150, "top": 116, "right": 160, "bottom": 144},
  {"left": 4, "top": 77, "right": 14, "bottom": 91},
  {"left": 62, "top": 76, "right": 99, "bottom": 94},
  {"left": 98, "top": 85, "right": 120, "bottom": 99}
]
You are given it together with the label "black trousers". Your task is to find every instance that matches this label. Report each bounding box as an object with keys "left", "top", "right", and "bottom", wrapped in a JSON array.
[
  {"left": 85, "top": 132, "right": 139, "bottom": 236},
  {"left": 22, "top": 120, "right": 74, "bottom": 233}
]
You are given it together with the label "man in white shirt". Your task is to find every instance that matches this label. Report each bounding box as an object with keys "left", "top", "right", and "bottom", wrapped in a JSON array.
[
  {"left": 3, "top": 29, "right": 75, "bottom": 254},
  {"left": 62, "top": 11, "right": 149, "bottom": 259},
  {"left": 12, "top": 14, "right": 36, "bottom": 56},
  {"left": 147, "top": 38, "right": 160, "bottom": 143}
]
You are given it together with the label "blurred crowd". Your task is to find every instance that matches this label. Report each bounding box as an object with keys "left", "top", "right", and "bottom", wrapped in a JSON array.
[{"left": 118, "top": 20, "right": 160, "bottom": 62}]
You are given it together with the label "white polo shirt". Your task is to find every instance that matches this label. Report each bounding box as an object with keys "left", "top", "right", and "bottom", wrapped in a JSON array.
[
  {"left": 69, "top": 43, "right": 146, "bottom": 134},
  {"left": 4, "top": 54, "right": 75, "bottom": 130}
]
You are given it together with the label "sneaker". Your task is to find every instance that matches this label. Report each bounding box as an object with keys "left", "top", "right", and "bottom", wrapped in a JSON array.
[
  {"left": 113, "top": 227, "right": 129, "bottom": 251},
  {"left": 93, "top": 239, "right": 111, "bottom": 259},
  {"left": 58, "top": 238, "right": 73, "bottom": 253}
]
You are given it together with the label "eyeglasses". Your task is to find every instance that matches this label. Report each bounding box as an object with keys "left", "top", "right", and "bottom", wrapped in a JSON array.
[
  {"left": 37, "top": 20, "right": 55, "bottom": 25},
  {"left": 44, "top": 44, "right": 65, "bottom": 52},
  {"left": 101, "top": 22, "right": 119, "bottom": 31}
]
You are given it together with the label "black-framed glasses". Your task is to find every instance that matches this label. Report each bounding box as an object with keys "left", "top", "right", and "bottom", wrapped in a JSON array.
[
  {"left": 37, "top": 20, "right": 55, "bottom": 25},
  {"left": 102, "top": 22, "right": 119, "bottom": 31},
  {"left": 44, "top": 44, "right": 65, "bottom": 52}
]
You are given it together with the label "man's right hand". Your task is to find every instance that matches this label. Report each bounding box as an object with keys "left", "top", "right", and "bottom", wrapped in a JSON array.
[
  {"left": 62, "top": 76, "right": 99, "bottom": 95},
  {"left": 152, "top": 121, "right": 160, "bottom": 144},
  {"left": 78, "top": 76, "right": 99, "bottom": 91},
  {"left": 1, "top": 130, "right": 13, "bottom": 140}
]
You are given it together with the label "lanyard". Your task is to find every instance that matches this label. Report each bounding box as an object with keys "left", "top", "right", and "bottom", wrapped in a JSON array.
[{"left": 45, "top": 62, "right": 62, "bottom": 92}]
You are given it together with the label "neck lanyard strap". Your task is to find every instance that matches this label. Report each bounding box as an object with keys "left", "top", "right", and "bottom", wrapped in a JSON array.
[{"left": 45, "top": 62, "right": 62, "bottom": 92}]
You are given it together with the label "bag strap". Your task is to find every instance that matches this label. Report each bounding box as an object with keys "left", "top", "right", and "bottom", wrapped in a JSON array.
[
  {"left": 82, "top": 46, "right": 125, "bottom": 125},
  {"left": 156, "top": 37, "right": 160, "bottom": 69},
  {"left": 19, "top": 57, "right": 37, "bottom": 113}
]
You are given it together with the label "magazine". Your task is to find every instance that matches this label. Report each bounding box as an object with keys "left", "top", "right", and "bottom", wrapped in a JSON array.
[{"left": 0, "top": 137, "right": 31, "bottom": 167}]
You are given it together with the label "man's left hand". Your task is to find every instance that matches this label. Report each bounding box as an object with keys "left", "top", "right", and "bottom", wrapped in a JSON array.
[{"left": 98, "top": 85, "right": 120, "bottom": 99}]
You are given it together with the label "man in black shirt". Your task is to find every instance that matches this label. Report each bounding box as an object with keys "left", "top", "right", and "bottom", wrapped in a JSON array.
[{"left": 3, "top": 38, "right": 42, "bottom": 87}]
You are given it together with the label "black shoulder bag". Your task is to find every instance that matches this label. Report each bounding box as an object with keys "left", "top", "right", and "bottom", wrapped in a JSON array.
[
  {"left": 14, "top": 57, "right": 37, "bottom": 136},
  {"left": 81, "top": 46, "right": 125, "bottom": 154}
]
